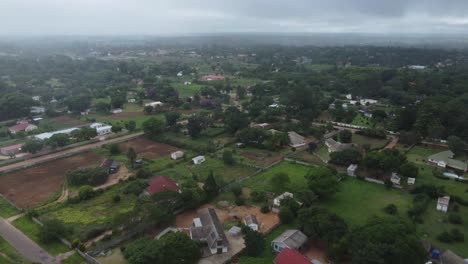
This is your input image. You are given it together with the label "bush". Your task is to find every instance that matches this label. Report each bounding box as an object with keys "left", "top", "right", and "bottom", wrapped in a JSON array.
[
  {"left": 109, "top": 144, "right": 120, "bottom": 155},
  {"left": 235, "top": 197, "right": 245, "bottom": 206},
  {"left": 451, "top": 228, "right": 465, "bottom": 242},
  {"left": 250, "top": 191, "right": 267, "bottom": 203},
  {"left": 230, "top": 184, "right": 242, "bottom": 197},
  {"left": 384, "top": 204, "right": 398, "bottom": 215},
  {"left": 78, "top": 186, "right": 96, "bottom": 201},
  {"left": 113, "top": 195, "right": 121, "bottom": 203},
  {"left": 279, "top": 207, "right": 294, "bottom": 224},
  {"left": 448, "top": 213, "right": 463, "bottom": 224},
  {"left": 260, "top": 204, "right": 270, "bottom": 213},
  {"left": 25, "top": 210, "right": 39, "bottom": 219},
  {"left": 437, "top": 231, "right": 453, "bottom": 243},
  {"left": 67, "top": 167, "right": 108, "bottom": 187}
]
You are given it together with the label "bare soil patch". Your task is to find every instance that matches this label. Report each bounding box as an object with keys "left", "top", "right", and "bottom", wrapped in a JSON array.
[
  {"left": 119, "top": 138, "right": 180, "bottom": 159},
  {"left": 0, "top": 152, "right": 103, "bottom": 209},
  {"left": 109, "top": 112, "right": 145, "bottom": 120},
  {"left": 52, "top": 116, "right": 87, "bottom": 127}
]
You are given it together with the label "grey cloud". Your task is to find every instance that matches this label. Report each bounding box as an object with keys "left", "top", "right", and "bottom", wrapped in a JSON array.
[{"left": 1, "top": 0, "right": 468, "bottom": 35}]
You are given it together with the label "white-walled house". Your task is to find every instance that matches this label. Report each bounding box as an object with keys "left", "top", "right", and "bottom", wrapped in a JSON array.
[
  {"left": 437, "top": 196, "right": 450, "bottom": 213},
  {"left": 171, "top": 151, "right": 184, "bottom": 160},
  {"left": 244, "top": 215, "right": 259, "bottom": 231},
  {"left": 271, "top": 229, "right": 308, "bottom": 253}
]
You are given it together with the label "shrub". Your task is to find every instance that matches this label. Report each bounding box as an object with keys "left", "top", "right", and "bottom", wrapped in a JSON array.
[
  {"left": 279, "top": 207, "right": 294, "bottom": 224},
  {"left": 250, "top": 190, "right": 266, "bottom": 203},
  {"left": 448, "top": 213, "right": 463, "bottom": 224},
  {"left": 109, "top": 144, "right": 120, "bottom": 155},
  {"left": 113, "top": 195, "right": 121, "bottom": 203},
  {"left": 451, "top": 228, "right": 465, "bottom": 242},
  {"left": 230, "top": 184, "right": 242, "bottom": 197},
  {"left": 235, "top": 197, "right": 245, "bottom": 206},
  {"left": 384, "top": 204, "right": 398, "bottom": 215},
  {"left": 78, "top": 186, "right": 96, "bottom": 201},
  {"left": 260, "top": 204, "right": 270, "bottom": 213},
  {"left": 437, "top": 231, "right": 453, "bottom": 243}
]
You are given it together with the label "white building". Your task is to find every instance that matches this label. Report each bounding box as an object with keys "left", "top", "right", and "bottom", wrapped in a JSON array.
[
  {"left": 127, "top": 98, "right": 136, "bottom": 103},
  {"left": 390, "top": 172, "right": 401, "bottom": 185},
  {"left": 34, "top": 127, "right": 79, "bottom": 140},
  {"left": 30, "top": 106, "right": 45, "bottom": 114},
  {"left": 436, "top": 196, "right": 450, "bottom": 213},
  {"left": 407, "top": 178, "right": 416, "bottom": 185},
  {"left": 96, "top": 125, "right": 112, "bottom": 136},
  {"left": 288, "top": 131, "right": 306, "bottom": 148},
  {"left": 345, "top": 94, "right": 352, "bottom": 100},
  {"left": 177, "top": 71, "right": 183, "bottom": 77},
  {"left": 184, "top": 81, "right": 192, "bottom": 86},
  {"left": 171, "top": 151, "right": 184, "bottom": 160},
  {"left": 192, "top": 155, "right": 206, "bottom": 165},
  {"left": 145, "top": 101, "right": 164, "bottom": 108},
  {"left": 244, "top": 215, "right": 259, "bottom": 232},
  {"left": 111, "top": 108, "right": 123, "bottom": 114},
  {"left": 271, "top": 229, "right": 308, "bottom": 253},
  {"left": 273, "top": 192, "right": 293, "bottom": 207},
  {"left": 347, "top": 164, "right": 358, "bottom": 176},
  {"left": 360, "top": 99, "right": 378, "bottom": 105}
]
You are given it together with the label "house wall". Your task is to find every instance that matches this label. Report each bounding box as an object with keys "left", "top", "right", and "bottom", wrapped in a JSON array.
[{"left": 272, "top": 242, "right": 288, "bottom": 253}]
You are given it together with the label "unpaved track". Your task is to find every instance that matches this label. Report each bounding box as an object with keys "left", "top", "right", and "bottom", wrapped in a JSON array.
[{"left": 0, "top": 132, "right": 143, "bottom": 174}]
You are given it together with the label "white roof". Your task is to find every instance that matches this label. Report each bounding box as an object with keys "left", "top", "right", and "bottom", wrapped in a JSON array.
[
  {"left": 192, "top": 155, "right": 205, "bottom": 161},
  {"left": 34, "top": 127, "right": 79, "bottom": 140},
  {"left": 96, "top": 125, "right": 112, "bottom": 132},
  {"left": 274, "top": 192, "right": 293, "bottom": 201},
  {"left": 348, "top": 164, "right": 358, "bottom": 171},
  {"left": 90, "top": 122, "right": 104, "bottom": 128}
]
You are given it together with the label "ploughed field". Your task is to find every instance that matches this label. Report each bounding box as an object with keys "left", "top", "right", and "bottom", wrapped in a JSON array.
[
  {"left": 119, "top": 137, "right": 181, "bottom": 159},
  {"left": 0, "top": 152, "right": 103, "bottom": 209}
]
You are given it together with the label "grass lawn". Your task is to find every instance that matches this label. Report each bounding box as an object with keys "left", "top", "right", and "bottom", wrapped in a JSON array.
[
  {"left": 188, "top": 157, "right": 257, "bottom": 186},
  {"left": 0, "top": 138, "right": 24, "bottom": 148},
  {"left": 243, "top": 161, "right": 311, "bottom": 194},
  {"left": 12, "top": 217, "right": 70, "bottom": 256},
  {"left": 315, "top": 145, "right": 330, "bottom": 162},
  {"left": 62, "top": 253, "right": 87, "bottom": 264},
  {"left": 351, "top": 114, "right": 374, "bottom": 128},
  {"left": 0, "top": 196, "right": 20, "bottom": 218},
  {"left": 160, "top": 132, "right": 214, "bottom": 151},
  {"left": 123, "top": 103, "right": 143, "bottom": 112},
  {"left": 352, "top": 133, "right": 388, "bottom": 150},
  {"left": 38, "top": 184, "right": 138, "bottom": 240},
  {"left": 305, "top": 64, "right": 334, "bottom": 72},
  {"left": 290, "top": 150, "right": 326, "bottom": 166},
  {"left": 173, "top": 83, "right": 205, "bottom": 97},
  {"left": 326, "top": 178, "right": 412, "bottom": 226},
  {"left": 238, "top": 223, "right": 298, "bottom": 264},
  {"left": 0, "top": 236, "right": 30, "bottom": 263}
]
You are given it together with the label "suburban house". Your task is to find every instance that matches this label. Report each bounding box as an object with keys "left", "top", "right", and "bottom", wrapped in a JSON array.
[
  {"left": 359, "top": 99, "right": 378, "bottom": 105},
  {"left": 439, "top": 250, "right": 467, "bottom": 264},
  {"left": 428, "top": 150, "right": 468, "bottom": 172},
  {"left": 347, "top": 164, "right": 358, "bottom": 176},
  {"left": 127, "top": 98, "right": 136, "bottom": 103},
  {"left": 91, "top": 123, "right": 113, "bottom": 136},
  {"left": 145, "top": 101, "right": 164, "bottom": 108},
  {"left": 244, "top": 214, "right": 259, "bottom": 231},
  {"left": 184, "top": 81, "right": 192, "bottom": 86},
  {"left": 271, "top": 229, "right": 308, "bottom": 253},
  {"left": 437, "top": 196, "right": 450, "bottom": 213},
  {"left": 111, "top": 108, "right": 123, "bottom": 114},
  {"left": 143, "top": 176, "right": 181, "bottom": 196},
  {"left": 272, "top": 192, "right": 294, "bottom": 213},
  {"left": 8, "top": 121, "right": 38, "bottom": 134},
  {"left": 34, "top": 127, "right": 79, "bottom": 140},
  {"left": 0, "top": 144, "right": 24, "bottom": 156},
  {"left": 407, "top": 177, "right": 416, "bottom": 185},
  {"left": 192, "top": 155, "right": 206, "bottom": 165},
  {"left": 325, "top": 138, "right": 355, "bottom": 153},
  {"left": 30, "top": 106, "right": 45, "bottom": 114},
  {"left": 274, "top": 248, "right": 311, "bottom": 264},
  {"left": 358, "top": 109, "right": 373, "bottom": 118},
  {"left": 190, "top": 208, "right": 229, "bottom": 256},
  {"left": 288, "top": 131, "right": 306, "bottom": 148},
  {"left": 100, "top": 159, "right": 120, "bottom": 174},
  {"left": 201, "top": 75, "right": 225, "bottom": 81},
  {"left": 171, "top": 150, "right": 184, "bottom": 160}
]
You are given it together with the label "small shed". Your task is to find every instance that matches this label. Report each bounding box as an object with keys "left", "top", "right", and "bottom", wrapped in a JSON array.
[
  {"left": 244, "top": 214, "right": 259, "bottom": 231},
  {"left": 390, "top": 173, "right": 401, "bottom": 185},
  {"left": 228, "top": 226, "right": 242, "bottom": 236},
  {"left": 171, "top": 151, "right": 184, "bottom": 160},
  {"left": 437, "top": 196, "right": 450, "bottom": 213},
  {"left": 192, "top": 155, "right": 206, "bottom": 165},
  {"left": 347, "top": 164, "right": 358, "bottom": 176},
  {"left": 100, "top": 159, "right": 120, "bottom": 174},
  {"left": 407, "top": 178, "right": 416, "bottom": 185}
]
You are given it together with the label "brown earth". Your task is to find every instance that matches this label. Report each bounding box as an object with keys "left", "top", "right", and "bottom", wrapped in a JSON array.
[
  {"left": 108, "top": 112, "right": 145, "bottom": 120},
  {"left": 176, "top": 204, "right": 279, "bottom": 234},
  {"left": 0, "top": 152, "right": 103, "bottom": 209},
  {"left": 119, "top": 138, "right": 180, "bottom": 159},
  {"left": 242, "top": 151, "right": 283, "bottom": 167},
  {"left": 52, "top": 116, "right": 87, "bottom": 126}
]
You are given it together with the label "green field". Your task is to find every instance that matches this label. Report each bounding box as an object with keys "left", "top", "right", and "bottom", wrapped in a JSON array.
[
  {"left": 0, "top": 196, "right": 20, "bottom": 218},
  {"left": 352, "top": 133, "right": 388, "bottom": 150},
  {"left": 289, "top": 150, "right": 325, "bottom": 165},
  {"left": 238, "top": 223, "right": 298, "bottom": 264},
  {"left": 315, "top": 145, "right": 330, "bottom": 162},
  {"left": 0, "top": 236, "right": 30, "bottom": 264},
  {"left": 38, "top": 184, "right": 138, "bottom": 240},
  {"left": 174, "top": 83, "right": 205, "bottom": 97},
  {"left": 243, "top": 161, "right": 311, "bottom": 194},
  {"left": 188, "top": 157, "right": 257, "bottom": 186},
  {"left": 351, "top": 114, "right": 374, "bottom": 127},
  {"left": 12, "top": 217, "right": 70, "bottom": 256}
]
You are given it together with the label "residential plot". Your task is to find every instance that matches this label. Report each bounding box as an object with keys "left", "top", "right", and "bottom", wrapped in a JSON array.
[
  {"left": 0, "top": 152, "right": 103, "bottom": 208},
  {"left": 119, "top": 137, "right": 181, "bottom": 159},
  {"left": 188, "top": 156, "right": 257, "bottom": 185}
]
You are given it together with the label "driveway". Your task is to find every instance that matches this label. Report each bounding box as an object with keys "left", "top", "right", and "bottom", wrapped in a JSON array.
[{"left": 0, "top": 217, "right": 60, "bottom": 264}]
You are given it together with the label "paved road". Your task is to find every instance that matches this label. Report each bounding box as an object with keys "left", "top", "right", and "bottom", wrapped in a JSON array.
[
  {"left": 0, "top": 132, "right": 143, "bottom": 174},
  {"left": 0, "top": 217, "right": 59, "bottom": 264}
]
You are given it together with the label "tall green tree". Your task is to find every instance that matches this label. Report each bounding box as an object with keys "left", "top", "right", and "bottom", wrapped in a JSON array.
[
  {"left": 244, "top": 229, "right": 265, "bottom": 257},
  {"left": 305, "top": 167, "right": 339, "bottom": 200},
  {"left": 142, "top": 117, "right": 165, "bottom": 138},
  {"left": 127, "top": 147, "right": 137, "bottom": 167},
  {"left": 203, "top": 171, "right": 218, "bottom": 198}
]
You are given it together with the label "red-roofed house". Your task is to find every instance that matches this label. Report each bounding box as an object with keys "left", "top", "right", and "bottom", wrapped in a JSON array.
[
  {"left": 201, "top": 75, "right": 225, "bottom": 81},
  {"left": 0, "top": 143, "right": 24, "bottom": 156},
  {"left": 8, "top": 122, "right": 38, "bottom": 134},
  {"left": 143, "top": 176, "right": 181, "bottom": 196},
  {"left": 274, "top": 248, "right": 311, "bottom": 264}
]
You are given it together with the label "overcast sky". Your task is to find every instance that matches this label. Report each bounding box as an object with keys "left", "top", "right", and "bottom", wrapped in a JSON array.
[{"left": 2, "top": 0, "right": 468, "bottom": 35}]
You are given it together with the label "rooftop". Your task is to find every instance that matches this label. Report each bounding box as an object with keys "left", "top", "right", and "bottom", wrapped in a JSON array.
[
  {"left": 146, "top": 176, "right": 179, "bottom": 195},
  {"left": 274, "top": 248, "right": 311, "bottom": 264},
  {"left": 272, "top": 229, "right": 308, "bottom": 250}
]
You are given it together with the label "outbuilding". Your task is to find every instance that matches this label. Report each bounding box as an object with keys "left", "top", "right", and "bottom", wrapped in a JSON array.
[{"left": 192, "top": 155, "right": 206, "bottom": 165}]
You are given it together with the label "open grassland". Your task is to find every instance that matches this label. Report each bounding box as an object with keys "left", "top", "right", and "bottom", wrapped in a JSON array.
[
  {"left": 352, "top": 133, "right": 388, "bottom": 149},
  {"left": 188, "top": 156, "right": 257, "bottom": 185}
]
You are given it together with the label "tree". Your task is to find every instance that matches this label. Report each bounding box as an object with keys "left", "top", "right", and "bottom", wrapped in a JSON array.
[
  {"left": 46, "top": 133, "right": 70, "bottom": 147},
  {"left": 22, "top": 140, "right": 43, "bottom": 154},
  {"left": 236, "top": 86, "right": 247, "bottom": 99},
  {"left": 224, "top": 106, "right": 249, "bottom": 134},
  {"left": 144, "top": 105, "right": 153, "bottom": 114},
  {"left": 329, "top": 148, "right": 362, "bottom": 165},
  {"left": 142, "top": 117, "right": 165, "bottom": 138},
  {"left": 203, "top": 171, "right": 218, "bottom": 198},
  {"left": 109, "top": 143, "right": 120, "bottom": 155},
  {"left": 308, "top": 142, "right": 317, "bottom": 152},
  {"left": 158, "top": 232, "right": 200, "bottom": 264},
  {"left": 337, "top": 129, "right": 352, "bottom": 143},
  {"left": 244, "top": 229, "right": 265, "bottom": 257},
  {"left": 222, "top": 149, "right": 235, "bottom": 165},
  {"left": 65, "top": 95, "right": 92, "bottom": 113},
  {"left": 305, "top": 167, "right": 339, "bottom": 199},
  {"left": 125, "top": 120, "right": 136, "bottom": 132},
  {"left": 447, "top": 136, "right": 467, "bottom": 154},
  {"left": 111, "top": 123, "right": 123, "bottom": 133},
  {"left": 165, "top": 112, "right": 181, "bottom": 127},
  {"left": 38, "top": 219, "right": 68, "bottom": 243},
  {"left": 78, "top": 185, "right": 96, "bottom": 200},
  {"left": 270, "top": 172, "right": 289, "bottom": 193},
  {"left": 279, "top": 207, "right": 295, "bottom": 224},
  {"left": 0, "top": 92, "right": 35, "bottom": 121},
  {"left": 298, "top": 207, "right": 348, "bottom": 245},
  {"left": 187, "top": 114, "right": 211, "bottom": 138},
  {"left": 95, "top": 101, "right": 111, "bottom": 113},
  {"left": 399, "top": 162, "right": 419, "bottom": 178},
  {"left": 384, "top": 204, "right": 398, "bottom": 215},
  {"left": 348, "top": 217, "right": 426, "bottom": 264},
  {"left": 71, "top": 127, "right": 97, "bottom": 141},
  {"left": 127, "top": 147, "right": 137, "bottom": 167},
  {"left": 67, "top": 167, "right": 108, "bottom": 186}
]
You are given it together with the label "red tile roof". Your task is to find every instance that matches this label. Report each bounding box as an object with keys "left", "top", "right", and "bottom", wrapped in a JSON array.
[
  {"left": 201, "top": 75, "right": 225, "bottom": 81},
  {"left": 274, "top": 248, "right": 311, "bottom": 264},
  {"left": 146, "top": 176, "right": 179, "bottom": 195},
  {"left": 8, "top": 122, "right": 30, "bottom": 133}
]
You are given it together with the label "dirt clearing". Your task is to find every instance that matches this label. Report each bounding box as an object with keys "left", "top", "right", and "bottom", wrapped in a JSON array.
[
  {"left": 109, "top": 112, "right": 145, "bottom": 120},
  {"left": 52, "top": 116, "right": 87, "bottom": 127},
  {"left": 0, "top": 152, "right": 103, "bottom": 209},
  {"left": 119, "top": 138, "right": 180, "bottom": 159}
]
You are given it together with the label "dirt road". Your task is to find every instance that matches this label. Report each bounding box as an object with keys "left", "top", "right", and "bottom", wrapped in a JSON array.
[
  {"left": 0, "top": 132, "right": 143, "bottom": 174},
  {"left": 0, "top": 217, "right": 59, "bottom": 264}
]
